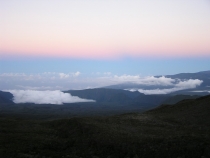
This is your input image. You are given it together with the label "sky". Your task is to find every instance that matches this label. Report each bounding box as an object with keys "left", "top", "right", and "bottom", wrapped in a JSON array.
[{"left": 0, "top": 0, "right": 210, "bottom": 91}]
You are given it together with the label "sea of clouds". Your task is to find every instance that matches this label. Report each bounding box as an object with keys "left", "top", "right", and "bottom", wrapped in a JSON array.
[{"left": 4, "top": 90, "right": 95, "bottom": 105}]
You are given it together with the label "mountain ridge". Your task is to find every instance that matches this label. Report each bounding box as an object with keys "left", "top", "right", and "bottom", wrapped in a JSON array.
[{"left": 104, "top": 70, "right": 210, "bottom": 95}]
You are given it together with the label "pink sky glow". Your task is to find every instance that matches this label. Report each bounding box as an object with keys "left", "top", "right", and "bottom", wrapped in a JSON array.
[{"left": 1, "top": 0, "right": 210, "bottom": 59}]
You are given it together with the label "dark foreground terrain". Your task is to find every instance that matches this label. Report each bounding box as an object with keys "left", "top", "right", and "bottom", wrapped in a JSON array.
[{"left": 0, "top": 95, "right": 210, "bottom": 158}]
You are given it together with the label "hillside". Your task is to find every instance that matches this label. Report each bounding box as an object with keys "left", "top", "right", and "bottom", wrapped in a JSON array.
[
  {"left": 64, "top": 88, "right": 141, "bottom": 103},
  {"left": 0, "top": 95, "right": 210, "bottom": 158},
  {"left": 65, "top": 88, "right": 169, "bottom": 107},
  {"left": 147, "top": 94, "right": 210, "bottom": 126},
  {"left": 161, "top": 94, "right": 200, "bottom": 105}
]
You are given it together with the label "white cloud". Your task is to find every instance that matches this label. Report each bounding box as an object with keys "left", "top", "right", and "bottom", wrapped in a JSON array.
[
  {"left": 58, "top": 72, "right": 80, "bottom": 78},
  {"left": 126, "top": 79, "right": 203, "bottom": 95},
  {"left": 43, "top": 72, "right": 57, "bottom": 75},
  {"left": 0, "top": 73, "right": 26, "bottom": 77},
  {"left": 131, "top": 87, "right": 189, "bottom": 95},
  {"left": 113, "top": 75, "right": 175, "bottom": 86},
  {"left": 175, "top": 79, "right": 203, "bottom": 89},
  {"left": 114, "top": 75, "right": 140, "bottom": 82},
  {"left": 136, "top": 88, "right": 182, "bottom": 95},
  {"left": 72, "top": 71, "right": 81, "bottom": 77},
  {"left": 4, "top": 90, "right": 95, "bottom": 105},
  {"left": 0, "top": 72, "right": 204, "bottom": 92},
  {"left": 0, "top": 72, "right": 81, "bottom": 80},
  {"left": 59, "top": 73, "right": 70, "bottom": 79},
  {"left": 16, "top": 85, "right": 63, "bottom": 90}
]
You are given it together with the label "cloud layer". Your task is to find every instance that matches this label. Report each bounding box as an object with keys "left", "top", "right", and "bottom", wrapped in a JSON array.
[
  {"left": 113, "top": 75, "right": 175, "bottom": 86},
  {"left": 128, "top": 79, "right": 203, "bottom": 94},
  {"left": 5, "top": 90, "right": 95, "bottom": 105},
  {"left": 0, "top": 73, "right": 204, "bottom": 95}
]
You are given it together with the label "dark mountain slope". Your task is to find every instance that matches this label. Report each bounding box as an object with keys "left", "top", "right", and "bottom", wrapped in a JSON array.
[
  {"left": 66, "top": 88, "right": 206, "bottom": 108},
  {"left": 162, "top": 94, "right": 200, "bottom": 105},
  {"left": 147, "top": 95, "right": 210, "bottom": 126},
  {"left": 64, "top": 88, "right": 141, "bottom": 103},
  {"left": 65, "top": 88, "right": 170, "bottom": 109},
  {"left": 1, "top": 95, "right": 210, "bottom": 157},
  {"left": 133, "top": 94, "right": 169, "bottom": 106}
]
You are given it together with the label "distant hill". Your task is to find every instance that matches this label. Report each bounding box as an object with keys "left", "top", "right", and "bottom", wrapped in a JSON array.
[
  {"left": 64, "top": 88, "right": 170, "bottom": 108},
  {"left": 0, "top": 91, "right": 14, "bottom": 104},
  {"left": 163, "top": 70, "right": 210, "bottom": 80},
  {"left": 65, "top": 88, "right": 141, "bottom": 103},
  {"left": 164, "top": 70, "right": 210, "bottom": 91}
]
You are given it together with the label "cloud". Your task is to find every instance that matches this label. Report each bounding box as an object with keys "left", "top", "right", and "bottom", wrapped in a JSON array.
[
  {"left": 16, "top": 85, "right": 63, "bottom": 90},
  {"left": 59, "top": 72, "right": 81, "bottom": 78},
  {"left": 127, "top": 79, "right": 203, "bottom": 94},
  {"left": 73, "top": 71, "right": 81, "bottom": 77},
  {"left": 135, "top": 88, "right": 179, "bottom": 95},
  {"left": 4, "top": 90, "right": 95, "bottom": 104},
  {"left": 175, "top": 79, "right": 202, "bottom": 89},
  {"left": 113, "top": 75, "right": 176, "bottom": 86},
  {"left": 0, "top": 72, "right": 81, "bottom": 80},
  {"left": 0, "top": 72, "right": 204, "bottom": 92},
  {"left": 0, "top": 73, "right": 26, "bottom": 77},
  {"left": 59, "top": 73, "right": 70, "bottom": 79}
]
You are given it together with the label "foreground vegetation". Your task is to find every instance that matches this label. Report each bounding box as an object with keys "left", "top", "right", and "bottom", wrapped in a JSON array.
[{"left": 0, "top": 95, "right": 210, "bottom": 158}]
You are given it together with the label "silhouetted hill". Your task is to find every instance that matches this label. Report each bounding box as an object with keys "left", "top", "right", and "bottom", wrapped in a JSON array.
[
  {"left": 133, "top": 94, "right": 169, "bottom": 106},
  {"left": 162, "top": 94, "right": 200, "bottom": 105},
  {"left": 148, "top": 95, "right": 210, "bottom": 126}
]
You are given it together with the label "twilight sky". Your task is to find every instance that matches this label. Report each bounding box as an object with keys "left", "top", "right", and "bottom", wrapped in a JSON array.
[{"left": 0, "top": 0, "right": 210, "bottom": 90}]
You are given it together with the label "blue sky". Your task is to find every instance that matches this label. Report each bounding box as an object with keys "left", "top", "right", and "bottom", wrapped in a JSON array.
[
  {"left": 1, "top": 57, "right": 210, "bottom": 76},
  {"left": 0, "top": 0, "right": 210, "bottom": 91}
]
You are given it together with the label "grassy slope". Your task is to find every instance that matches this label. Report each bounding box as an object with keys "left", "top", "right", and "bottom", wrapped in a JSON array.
[{"left": 0, "top": 96, "right": 210, "bottom": 158}]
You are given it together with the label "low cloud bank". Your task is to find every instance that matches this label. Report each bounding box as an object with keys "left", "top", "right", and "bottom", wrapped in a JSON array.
[
  {"left": 127, "top": 79, "right": 203, "bottom": 94},
  {"left": 4, "top": 90, "right": 95, "bottom": 105},
  {"left": 113, "top": 75, "right": 175, "bottom": 86}
]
